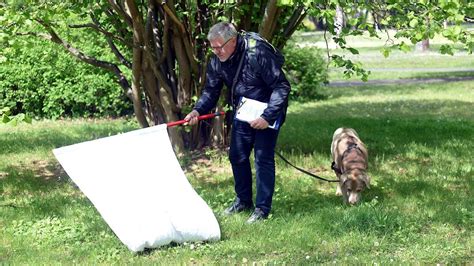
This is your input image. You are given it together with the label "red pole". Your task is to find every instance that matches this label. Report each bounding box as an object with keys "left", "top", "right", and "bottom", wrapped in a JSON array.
[{"left": 166, "top": 111, "right": 225, "bottom": 128}]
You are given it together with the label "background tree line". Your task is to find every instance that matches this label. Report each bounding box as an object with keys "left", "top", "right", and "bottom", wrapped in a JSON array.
[{"left": 1, "top": 0, "right": 472, "bottom": 151}]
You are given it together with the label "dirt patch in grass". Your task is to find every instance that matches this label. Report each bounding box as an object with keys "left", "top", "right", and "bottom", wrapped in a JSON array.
[
  {"left": 182, "top": 148, "right": 232, "bottom": 181},
  {"left": 0, "top": 171, "right": 8, "bottom": 179},
  {"left": 29, "top": 160, "right": 68, "bottom": 182}
]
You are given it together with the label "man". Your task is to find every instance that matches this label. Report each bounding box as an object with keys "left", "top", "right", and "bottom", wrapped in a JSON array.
[{"left": 185, "top": 22, "right": 290, "bottom": 224}]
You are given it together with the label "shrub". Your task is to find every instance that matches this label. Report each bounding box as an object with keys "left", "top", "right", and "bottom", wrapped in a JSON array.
[
  {"left": 0, "top": 39, "right": 131, "bottom": 119},
  {"left": 1, "top": 107, "right": 31, "bottom": 125},
  {"left": 283, "top": 43, "right": 328, "bottom": 101}
]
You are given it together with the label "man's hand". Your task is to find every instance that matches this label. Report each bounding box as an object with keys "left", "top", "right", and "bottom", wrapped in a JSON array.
[
  {"left": 184, "top": 110, "right": 200, "bottom": 126},
  {"left": 250, "top": 117, "right": 269, "bottom": 130}
]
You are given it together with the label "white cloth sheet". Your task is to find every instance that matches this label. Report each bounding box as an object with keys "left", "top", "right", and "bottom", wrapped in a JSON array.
[{"left": 53, "top": 124, "right": 220, "bottom": 252}]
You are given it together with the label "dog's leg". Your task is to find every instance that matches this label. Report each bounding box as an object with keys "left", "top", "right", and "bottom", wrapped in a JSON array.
[
  {"left": 335, "top": 183, "right": 343, "bottom": 196},
  {"left": 341, "top": 188, "right": 349, "bottom": 203},
  {"left": 336, "top": 185, "right": 349, "bottom": 205}
]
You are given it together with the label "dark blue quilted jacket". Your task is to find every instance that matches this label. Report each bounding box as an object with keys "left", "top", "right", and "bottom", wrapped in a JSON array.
[{"left": 194, "top": 33, "right": 291, "bottom": 125}]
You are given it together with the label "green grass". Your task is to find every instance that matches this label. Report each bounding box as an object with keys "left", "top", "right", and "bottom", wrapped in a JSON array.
[{"left": 1, "top": 78, "right": 473, "bottom": 263}]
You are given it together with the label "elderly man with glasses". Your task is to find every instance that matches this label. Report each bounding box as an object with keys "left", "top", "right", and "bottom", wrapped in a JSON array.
[{"left": 185, "top": 22, "right": 290, "bottom": 224}]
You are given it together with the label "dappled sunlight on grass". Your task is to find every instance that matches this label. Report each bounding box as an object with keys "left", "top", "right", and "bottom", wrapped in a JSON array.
[
  {"left": 1, "top": 80, "right": 473, "bottom": 263},
  {"left": 0, "top": 119, "right": 138, "bottom": 166},
  {"left": 273, "top": 80, "right": 472, "bottom": 263}
]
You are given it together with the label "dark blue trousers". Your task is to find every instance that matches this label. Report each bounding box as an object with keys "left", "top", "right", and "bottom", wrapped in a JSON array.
[{"left": 228, "top": 120, "right": 280, "bottom": 215}]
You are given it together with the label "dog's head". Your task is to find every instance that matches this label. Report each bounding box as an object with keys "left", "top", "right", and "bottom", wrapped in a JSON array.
[{"left": 340, "top": 170, "right": 370, "bottom": 205}]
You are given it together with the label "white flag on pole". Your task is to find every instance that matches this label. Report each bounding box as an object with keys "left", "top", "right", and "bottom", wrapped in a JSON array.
[{"left": 53, "top": 124, "right": 220, "bottom": 252}]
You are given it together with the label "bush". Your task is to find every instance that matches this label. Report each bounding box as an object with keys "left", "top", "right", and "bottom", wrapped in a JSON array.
[
  {"left": 0, "top": 39, "right": 131, "bottom": 119},
  {"left": 283, "top": 43, "right": 328, "bottom": 101},
  {"left": 1, "top": 107, "right": 31, "bottom": 125}
]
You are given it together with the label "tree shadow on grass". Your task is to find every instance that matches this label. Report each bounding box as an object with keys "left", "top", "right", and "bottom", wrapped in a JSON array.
[
  {"left": 368, "top": 169, "right": 473, "bottom": 228},
  {"left": 279, "top": 98, "right": 474, "bottom": 157},
  {"left": 2, "top": 95, "right": 472, "bottom": 249},
  {"left": 0, "top": 123, "right": 137, "bottom": 156},
  {"left": 0, "top": 163, "right": 92, "bottom": 219},
  {"left": 275, "top": 98, "right": 473, "bottom": 229}
]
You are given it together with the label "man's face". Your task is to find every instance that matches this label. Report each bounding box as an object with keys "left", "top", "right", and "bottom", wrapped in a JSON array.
[{"left": 209, "top": 36, "right": 237, "bottom": 62}]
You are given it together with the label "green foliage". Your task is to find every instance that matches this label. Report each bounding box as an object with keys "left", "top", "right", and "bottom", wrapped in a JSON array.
[
  {"left": 381, "top": 1, "right": 473, "bottom": 54},
  {"left": 1, "top": 107, "right": 32, "bottom": 125},
  {"left": 330, "top": 54, "right": 370, "bottom": 81},
  {"left": 305, "top": 0, "right": 473, "bottom": 81},
  {"left": 0, "top": 38, "right": 131, "bottom": 119},
  {"left": 283, "top": 44, "right": 328, "bottom": 100},
  {"left": 300, "top": 18, "right": 317, "bottom": 32},
  {"left": 0, "top": 1, "right": 132, "bottom": 119}
]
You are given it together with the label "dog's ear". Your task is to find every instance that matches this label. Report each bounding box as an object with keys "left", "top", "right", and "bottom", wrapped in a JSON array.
[
  {"left": 340, "top": 173, "right": 349, "bottom": 185},
  {"left": 361, "top": 174, "right": 370, "bottom": 189}
]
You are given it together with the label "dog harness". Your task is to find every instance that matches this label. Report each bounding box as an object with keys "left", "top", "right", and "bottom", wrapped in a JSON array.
[{"left": 331, "top": 143, "right": 363, "bottom": 175}]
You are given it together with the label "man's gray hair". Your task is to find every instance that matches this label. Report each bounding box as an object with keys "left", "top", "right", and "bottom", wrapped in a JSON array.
[{"left": 207, "top": 22, "right": 238, "bottom": 42}]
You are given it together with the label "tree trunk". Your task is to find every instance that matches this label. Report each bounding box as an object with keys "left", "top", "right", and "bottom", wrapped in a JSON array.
[
  {"left": 335, "top": 5, "right": 345, "bottom": 36},
  {"left": 416, "top": 39, "right": 430, "bottom": 52},
  {"left": 259, "top": 0, "right": 281, "bottom": 41},
  {"left": 20, "top": 1, "right": 312, "bottom": 152}
]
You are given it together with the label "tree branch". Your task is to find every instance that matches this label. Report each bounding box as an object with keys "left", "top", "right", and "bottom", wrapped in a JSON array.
[
  {"left": 236, "top": 0, "right": 254, "bottom": 31},
  {"left": 105, "top": 8, "right": 133, "bottom": 44},
  {"left": 259, "top": 0, "right": 281, "bottom": 41},
  {"left": 108, "top": 0, "right": 133, "bottom": 28},
  {"left": 143, "top": 4, "right": 178, "bottom": 111},
  {"left": 277, "top": 5, "right": 307, "bottom": 49},
  {"left": 124, "top": 0, "right": 150, "bottom": 128},
  {"left": 89, "top": 12, "right": 132, "bottom": 69},
  {"left": 34, "top": 18, "right": 132, "bottom": 101},
  {"left": 159, "top": 0, "right": 199, "bottom": 78},
  {"left": 323, "top": 28, "right": 331, "bottom": 69},
  {"left": 68, "top": 21, "right": 131, "bottom": 48},
  {"left": 154, "top": 4, "right": 170, "bottom": 66},
  {"left": 156, "top": 0, "right": 186, "bottom": 34}
]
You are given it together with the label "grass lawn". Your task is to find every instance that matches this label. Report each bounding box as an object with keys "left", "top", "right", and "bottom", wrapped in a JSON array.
[
  {"left": 1, "top": 78, "right": 473, "bottom": 263},
  {"left": 1, "top": 29, "right": 473, "bottom": 263}
]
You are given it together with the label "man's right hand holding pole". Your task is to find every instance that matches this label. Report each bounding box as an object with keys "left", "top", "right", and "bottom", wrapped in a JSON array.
[{"left": 184, "top": 110, "right": 200, "bottom": 126}]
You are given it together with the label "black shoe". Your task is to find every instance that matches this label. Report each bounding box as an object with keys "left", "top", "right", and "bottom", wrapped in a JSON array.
[
  {"left": 246, "top": 208, "right": 268, "bottom": 224},
  {"left": 223, "top": 200, "right": 252, "bottom": 215}
]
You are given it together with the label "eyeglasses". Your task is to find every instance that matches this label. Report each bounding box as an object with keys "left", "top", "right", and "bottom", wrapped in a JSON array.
[{"left": 210, "top": 37, "right": 234, "bottom": 51}]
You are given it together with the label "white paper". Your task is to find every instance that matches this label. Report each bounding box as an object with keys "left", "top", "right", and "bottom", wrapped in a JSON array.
[
  {"left": 53, "top": 124, "right": 220, "bottom": 252},
  {"left": 235, "top": 97, "right": 277, "bottom": 129}
]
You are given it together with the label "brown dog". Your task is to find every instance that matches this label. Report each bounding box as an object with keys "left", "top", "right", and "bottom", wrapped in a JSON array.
[{"left": 331, "top": 127, "right": 370, "bottom": 204}]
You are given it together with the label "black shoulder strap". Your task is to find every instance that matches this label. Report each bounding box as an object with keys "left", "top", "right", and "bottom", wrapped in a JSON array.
[{"left": 230, "top": 36, "right": 247, "bottom": 110}]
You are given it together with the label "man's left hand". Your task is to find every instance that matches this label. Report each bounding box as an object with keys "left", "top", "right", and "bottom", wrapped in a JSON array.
[{"left": 250, "top": 117, "right": 269, "bottom": 130}]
